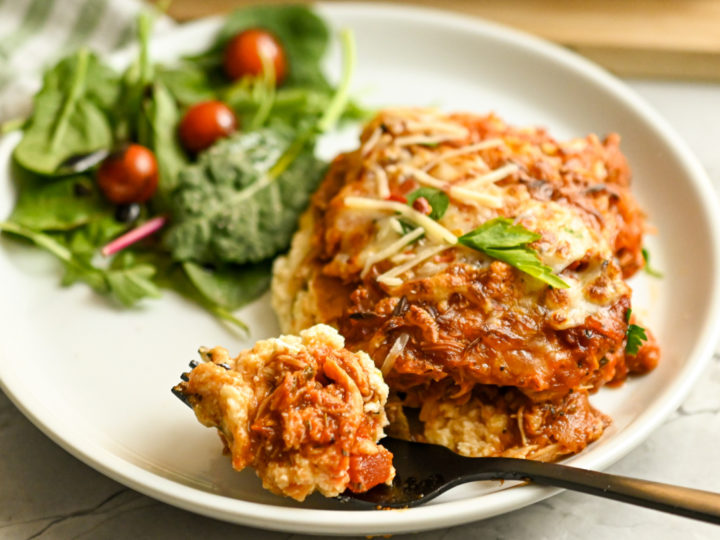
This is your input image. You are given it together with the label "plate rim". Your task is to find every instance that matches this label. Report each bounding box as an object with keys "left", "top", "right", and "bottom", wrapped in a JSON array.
[{"left": 2, "top": 2, "right": 720, "bottom": 535}]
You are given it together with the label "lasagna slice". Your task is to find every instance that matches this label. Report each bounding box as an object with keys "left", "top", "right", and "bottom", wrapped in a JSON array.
[
  {"left": 272, "top": 108, "right": 659, "bottom": 461},
  {"left": 174, "top": 324, "right": 394, "bottom": 501}
]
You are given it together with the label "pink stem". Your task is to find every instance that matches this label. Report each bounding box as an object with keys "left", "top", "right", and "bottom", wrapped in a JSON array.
[{"left": 101, "top": 215, "right": 167, "bottom": 257}]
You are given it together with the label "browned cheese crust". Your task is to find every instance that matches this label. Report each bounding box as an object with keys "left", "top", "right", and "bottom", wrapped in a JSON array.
[{"left": 272, "top": 109, "right": 659, "bottom": 460}]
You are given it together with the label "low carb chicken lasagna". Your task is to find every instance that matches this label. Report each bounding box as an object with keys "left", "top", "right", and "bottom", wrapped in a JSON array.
[
  {"left": 174, "top": 324, "right": 394, "bottom": 501},
  {"left": 272, "top": 108, "right": 659, "bottom": 461}
]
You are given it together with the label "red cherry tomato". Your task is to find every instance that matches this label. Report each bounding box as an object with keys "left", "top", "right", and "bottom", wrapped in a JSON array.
[
  {"left": 179, "top": 100, "right": 237, "bottom": 153},
  {"left": 223, "top": 28, "right": 288, "bottom": 84},
  {"left": 97, "top": 144, "right": 158, "bottom": 204}
]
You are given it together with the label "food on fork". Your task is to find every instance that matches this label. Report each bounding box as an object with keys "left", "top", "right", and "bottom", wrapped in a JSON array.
[
  {"left": 173, "top": 324, "right": 394, "bottom": 501},
  {"left": 272, "top": 108, "right": 659, "bottom": 461}
]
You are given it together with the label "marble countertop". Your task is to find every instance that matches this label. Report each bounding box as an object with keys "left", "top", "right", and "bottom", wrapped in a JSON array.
[{"left": 2, "top": 79, "right": 720, "bottom": 539}]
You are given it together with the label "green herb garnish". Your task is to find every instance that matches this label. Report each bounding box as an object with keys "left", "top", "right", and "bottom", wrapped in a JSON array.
[
  {"left": 625, "top": 324, "right": 648, "bottom": 355},
  {"left": 406, "top": 187, "right": 449, "bottom": 221},
  {"left": 458, "top": 217, "right": 570, "bottom": 289},
  {"left": 641, "top": 247, "right": 663, "bottom": 278}
]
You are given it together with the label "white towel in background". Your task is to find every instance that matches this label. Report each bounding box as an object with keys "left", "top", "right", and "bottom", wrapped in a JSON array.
[{"left": 0, "top": 0, "right": 174, "bottom": 121}]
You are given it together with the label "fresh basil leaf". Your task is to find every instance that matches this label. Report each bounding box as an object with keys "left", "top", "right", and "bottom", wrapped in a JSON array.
[
  {"left": 14, "top": 49, "right": 117, "bottom": 176},
  {"left": 641, "top": 247, "right": 663, "bottom": 278},
  {"left": 406, "top": 187, "right": 449, "bottom": 220},
  {"left": 625, "top": 323, "right": 648, "bottom": 355},
  {"left": 458, "top": 217, "right": 569, "bottom": 288},
  {"left": 182, "top": 260, "right": 271, "bottom": 311},
  {"left": 164, "top": 128, "right": 326, "bottom": 265}
]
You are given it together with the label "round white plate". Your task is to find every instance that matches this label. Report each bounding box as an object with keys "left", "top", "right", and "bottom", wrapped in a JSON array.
[{"left": 2, "top": 3, "right": 719, "bottom": 536}]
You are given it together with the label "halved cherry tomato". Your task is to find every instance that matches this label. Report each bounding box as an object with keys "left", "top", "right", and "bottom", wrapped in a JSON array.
[
  {"left": 223, "top": 28, "right": 288, "bottom": 84},
  {"left": 97, "top": 144, "right": 158, "bottom": 204},
  {"left": 179, "top": 100, "right": 237, "bottom": 153}
]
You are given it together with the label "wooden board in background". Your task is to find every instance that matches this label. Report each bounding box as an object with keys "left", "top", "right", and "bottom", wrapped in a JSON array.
[{"left": 160, "top": 0, "right": 720, "bottom": 81}]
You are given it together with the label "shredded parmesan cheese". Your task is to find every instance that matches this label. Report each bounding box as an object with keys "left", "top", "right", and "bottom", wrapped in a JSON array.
[
  {"left": 361, "top": 127, "right": 383, "bottom": 156},
  {"left": 381, "top": 333, "right": 410, "bottom": 376},
  {"left": 361, "top": 227, "right": 424, "bottom": 276},
  {"left": 404, "top": 119, "right": 469, "bottom": 138},
  {"left": 517, "top": 406, "right": 528, "bottom": 447},
  {"left": 422, "top": 139, "right": 504, "bottom": 171},
  {"left": 395, "top": 134, "right": 466, "bottom": 147},
  {"left": 461, "top": 163, "right": 519, "bottom": 188},
  {"left": 402, "top": 166, "right": 503, "bottom": 208},
  {"left": 344, "top": 197, "right": 458, "bottom": 245},
  {"left": 372, "top": 164, "right": 390, "bottom": 198},
  {"left": 376, "top": 244, "right": 449, "bottom": 285}
]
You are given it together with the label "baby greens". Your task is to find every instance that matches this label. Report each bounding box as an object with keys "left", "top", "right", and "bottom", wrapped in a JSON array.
[
  {"left": 14, "top": 49, "right": 117, "bottom": 176},
  {"left": 458, "top": 217, "right": 570, "bottom": 289},
  {"left": 1, "top": 5, "right": 360, "bottom": 333}
]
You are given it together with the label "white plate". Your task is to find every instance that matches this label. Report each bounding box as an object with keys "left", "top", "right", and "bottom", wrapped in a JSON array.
[{"left": 2, "top": 3, "right": 720, "bottom": 536}]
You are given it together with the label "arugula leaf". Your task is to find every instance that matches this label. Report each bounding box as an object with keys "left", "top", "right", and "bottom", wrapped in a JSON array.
[
  {"left": 182, "top": 260, "right": 271, "bottom": 311},
  {"left": 406, "top": 187, "right": 449, "bottom": 220},
  {"left": 164, "top": 128, "right": 326, "bottom": 264},
  {"left": 14, "top": 49, "right": 117, "bottom": 176},
  {"left": 458, "top": 217, "right": 570, "bottom": 289},
  {"left": 0, "top": 221, "right": 161, "bottom": 307},
  {"left": 625, "top": 324, "right": 648, "bottom": 355},
  {"left": 0, "top": 221, "right": 106, "bottom": 292},
  {"left": 104, "top": 252, "right": 162, "bottom": 307},
  {"left": 641, "top": 247, "right": 663, "bottom": 278}
]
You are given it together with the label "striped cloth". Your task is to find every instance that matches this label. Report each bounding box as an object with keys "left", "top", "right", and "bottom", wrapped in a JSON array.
[{"left": 0, "top": 0, "right": 174, "bottom": 121}]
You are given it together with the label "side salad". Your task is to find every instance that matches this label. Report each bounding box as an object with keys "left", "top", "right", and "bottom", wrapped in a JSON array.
[{"left": 0, "top": 5, "right": 361, "bottom": 332}]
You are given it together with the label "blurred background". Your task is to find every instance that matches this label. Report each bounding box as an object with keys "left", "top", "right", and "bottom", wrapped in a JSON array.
[{"left": 164, "top": 0, "right": 720, "bottom": 81}]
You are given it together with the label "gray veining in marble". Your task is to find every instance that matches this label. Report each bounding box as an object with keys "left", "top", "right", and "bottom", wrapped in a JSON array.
[{"left": 1, "top": 80, "right": 719, "bottom": 540}]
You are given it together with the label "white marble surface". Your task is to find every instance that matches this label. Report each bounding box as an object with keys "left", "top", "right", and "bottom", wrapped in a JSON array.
[{"left": 2, "top": 80, "right": 720, "bottom": 539}]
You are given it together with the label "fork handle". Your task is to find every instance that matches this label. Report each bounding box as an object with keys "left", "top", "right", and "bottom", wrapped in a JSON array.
[{"left": 488, "top": 458, "right": 720, "bottom": 525}]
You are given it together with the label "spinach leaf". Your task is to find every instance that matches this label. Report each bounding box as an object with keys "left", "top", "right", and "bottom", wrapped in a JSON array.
[
  {"left": 9, "top": 169, "right": 109, "bottom": 231},
  {"left": 14, "top": 49, "right": 118, "bottom": 176},
  {"left": 182, "top": 260, "right": 271, "bottom": 311},
  {"left": 139, "top": 81, "right": 188, "bottom": 202},
  {"left": 164, "top": 128, "right": 326, "bottom": 264},
  {"left": 155, "top": 64, "right": 216, "bottom": 107},
  {"left": 199, "top": 5, "right": 330, "bottom": 88}
]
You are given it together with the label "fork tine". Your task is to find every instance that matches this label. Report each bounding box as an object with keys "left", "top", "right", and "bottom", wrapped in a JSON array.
[
  {"left": 171, "top": 384, "right": 194, "bottom": 409},
  {"left": 189, "top": 359, "right": 199, "bottom": 368},
  {"left": 180, "top": 372, "right": 190, "bottom": 382}
]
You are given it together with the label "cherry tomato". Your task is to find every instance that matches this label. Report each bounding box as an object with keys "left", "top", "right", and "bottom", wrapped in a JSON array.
[
  {"left": 97, "top": 144, "right": 158, "bottom": 204},
  {"left": 178, "top": 100, "right": 237, "bottom": 153},
  {"left": 223, "top": 28, "right": 288, "bottom": 84}
]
